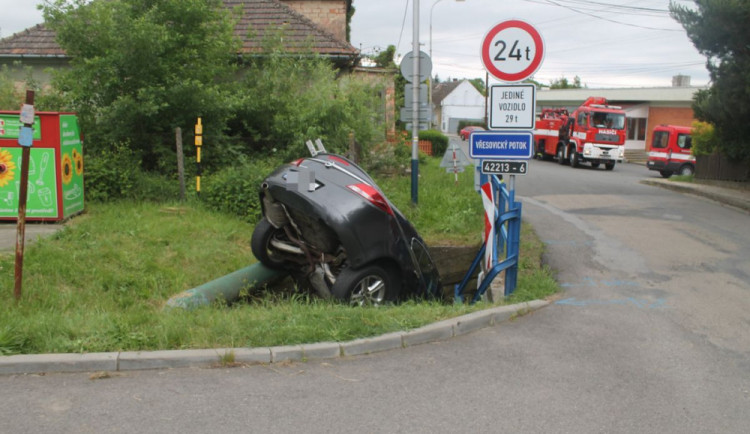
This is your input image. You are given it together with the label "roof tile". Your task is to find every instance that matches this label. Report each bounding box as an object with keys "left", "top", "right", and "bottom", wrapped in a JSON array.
[{"left": 0, "top": 0, "right": 357, "bottom": 59}]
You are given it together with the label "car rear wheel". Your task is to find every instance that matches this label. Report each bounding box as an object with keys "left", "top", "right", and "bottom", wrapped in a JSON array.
[
  {"left": 251, "top": 217, "right": 289, "bottom": 269},
  {"left": 331, "top": 264, "right": 399, "bottom": 306},
  {"left": 678, "top": 165, "right": 694, "bottom": 176}
]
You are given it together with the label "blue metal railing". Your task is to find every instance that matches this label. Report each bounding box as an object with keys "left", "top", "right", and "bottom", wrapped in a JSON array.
[{"left": 454, "top": 174, "right": 522, "bottom": 303}]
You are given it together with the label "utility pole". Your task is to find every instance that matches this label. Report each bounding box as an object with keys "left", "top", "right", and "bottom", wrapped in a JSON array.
[{"left": 411, "top": 0, "right": 420, "bottom": 205}]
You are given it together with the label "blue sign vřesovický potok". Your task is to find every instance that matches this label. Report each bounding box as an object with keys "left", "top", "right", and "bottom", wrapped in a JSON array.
[{"left": 469, "top": 131, "right": 533, "bottom": 159}]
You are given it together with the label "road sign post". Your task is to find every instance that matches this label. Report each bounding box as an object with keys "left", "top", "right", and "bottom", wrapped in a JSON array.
[
  {"left": 480, "top": 20, "right": 545, "bottom": 83},
  {"left": 489, "top": 84, "right": 536, "bottom": 130},
  {"left": 470, "top": 131, "right": 534, "bottom": 160},
  {"left": 457, "top": 20, "right": 544, "bottom": 302}
]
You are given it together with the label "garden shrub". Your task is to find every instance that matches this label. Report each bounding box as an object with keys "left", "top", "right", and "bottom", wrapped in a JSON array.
[
  {"left": 83, "top": 142, "right": 181, "bottom": 202},
  {"left": 419, "top": 129, "right": 449, "bottom": 156},
  {"left": 200, "top": 156, "right": 281, "bottom": 223},
  {"left": 690, "top": 121, "right": 719, "bottom": 156}
]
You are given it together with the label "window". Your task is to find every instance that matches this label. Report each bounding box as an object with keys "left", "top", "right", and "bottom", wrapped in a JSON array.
[
  {"left": 578, "top": 112, "right": 588, "bottom": 128},
  {"left": 652, "top": 131, "right": 668, "bottom": 148},
  {"left": 677, "top": 133, "right": 692, "bottom": 149},
  {"left": 627, "top": 117, "right": 647, "bottom": 141}
]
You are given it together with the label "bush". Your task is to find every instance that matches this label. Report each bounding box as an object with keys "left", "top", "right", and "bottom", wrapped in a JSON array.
[
  {"left": 691, "top": 121, "right": 719, "bottom": 156},
  {"left": 84, "top": 142, "right": 179, "bottom": 202},
  {"left": 419, "top": 129, "right": 449, "bottom": 156},
  {"left": 200, "top": 156, "right": 282, "bottom": 223}
]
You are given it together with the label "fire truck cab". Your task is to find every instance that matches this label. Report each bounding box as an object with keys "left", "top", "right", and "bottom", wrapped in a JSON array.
[
  {"left": 534, "top": 97, "right": 627, "bottom": 170},
  {"left": 646, "top": 125, "right": 694, "bottom": 178}
]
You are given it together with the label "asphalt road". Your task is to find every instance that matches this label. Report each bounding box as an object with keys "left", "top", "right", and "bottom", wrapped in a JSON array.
[{"left": 2, "top": 150, "right": 749, "bottom": 433}]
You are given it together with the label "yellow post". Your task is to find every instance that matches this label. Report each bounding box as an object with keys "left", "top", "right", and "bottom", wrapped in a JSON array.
[{"left": 195, "top": 118, "right": 203, "bottom": 196}]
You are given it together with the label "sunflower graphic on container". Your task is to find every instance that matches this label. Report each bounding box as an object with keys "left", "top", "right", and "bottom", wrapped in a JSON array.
[
  {"left": 72, "top": 148, "right": 83, "bottom": 176},
  {"left": 61, "top": 152, "right": 73, "bottom": 185},
  {"left": 0, "top": 149, "right": 16, "bottom": 187}
]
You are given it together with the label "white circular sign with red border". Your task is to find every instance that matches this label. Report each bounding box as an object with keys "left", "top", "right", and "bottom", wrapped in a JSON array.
[{"left": 481, "top": 20, "right": 544, "bottom": 83}]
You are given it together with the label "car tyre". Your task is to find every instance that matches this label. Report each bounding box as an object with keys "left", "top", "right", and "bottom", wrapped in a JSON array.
[
  {"left": 678, "top": 165, "right": 694, "bottom": 176},
  {"left": 251, "top": 217, "right": 289, "bottom": 269},
  {"left": 331, "top": 264, "right": 399, "bottom": 306},
  {"left": 659, "top": 170, "right": 673, "bottom": 178}
]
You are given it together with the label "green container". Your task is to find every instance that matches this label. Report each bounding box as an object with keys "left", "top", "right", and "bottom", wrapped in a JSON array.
[{"left": 0, "top": 111, "right": 84, "bottom": 221}]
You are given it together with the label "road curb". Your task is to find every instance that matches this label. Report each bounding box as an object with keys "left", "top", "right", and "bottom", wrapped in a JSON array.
[
  {"left": 0, "top": 300, "right": 550, "bottom": 375},
  {"left": 640, "top": 179, "right": 750, "bottom": 213}
]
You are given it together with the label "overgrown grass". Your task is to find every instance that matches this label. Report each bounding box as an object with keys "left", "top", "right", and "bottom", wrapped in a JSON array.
[
  {"left": 379, "top": 156, "right": 486, "bottom": 245},
  {"left": 670, "top": 174, "right": 694, "bottom": 183},
  {"left": 0, "top": 157, "right": 558, "bottom": 355}
]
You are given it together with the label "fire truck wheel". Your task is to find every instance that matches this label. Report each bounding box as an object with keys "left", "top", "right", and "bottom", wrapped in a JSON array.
[
  {"left": 569, "top": 149, "right": 580, "bottom": 168},
  {"left": 605, "top": 162, "right": 615, "bottom": 170},
  {"left": 677, "top": 165, "right": 694, "bottom": 176},
  {"left": 557, "top": 146, "right": 566, "bottom": 165}
]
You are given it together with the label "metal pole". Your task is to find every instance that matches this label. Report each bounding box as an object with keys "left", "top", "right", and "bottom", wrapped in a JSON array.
[
  {"left": 428, "top": 0, "right": 443, "bottom": 126},
  {"left": 14, "top": 90, "right": 34, "bottom": 301},
  {"left": 176, "top": 127, "right": 185, "bottom": 201},
  {"left": 195, "top": 118, "right": 203, "bottom": 197},
  {"left": 411, "top": 0, "right": 420, "bottom": 204}
]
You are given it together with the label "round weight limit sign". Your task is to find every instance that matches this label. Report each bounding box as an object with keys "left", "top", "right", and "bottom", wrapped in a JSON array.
[{"left": 481, "top": 20, "right": 544, "bottom": 82}]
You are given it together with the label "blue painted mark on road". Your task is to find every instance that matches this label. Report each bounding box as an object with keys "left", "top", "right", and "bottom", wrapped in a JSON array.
[
  {"left": 543, "top": 240, "right": 594, "bottom": 247},
  {"left": 555, "top": 297, "right": 667, "bottom": 309},
  {"left": 560, "top": 277, "right": 640, "bottom": 288}
]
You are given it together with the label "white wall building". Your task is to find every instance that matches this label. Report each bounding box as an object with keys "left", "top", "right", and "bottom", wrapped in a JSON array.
[{"left": 432, "top": 79, "right": 485, "bottom": 134}]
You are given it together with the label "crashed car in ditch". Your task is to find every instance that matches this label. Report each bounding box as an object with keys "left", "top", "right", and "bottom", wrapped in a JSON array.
[{"left": 251, "top": 152, "right": 442, "bottom": 306}]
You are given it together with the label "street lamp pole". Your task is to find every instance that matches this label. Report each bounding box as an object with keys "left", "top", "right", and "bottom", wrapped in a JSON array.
[
  {"left": 428, "top": 0, "right": 465, "bottom": 130},
  {"left": 411, "top": 0, "right": 420, "bottom": 204},
  {"left": 428, "top": 0, "right": 443, "bottom": 128}
]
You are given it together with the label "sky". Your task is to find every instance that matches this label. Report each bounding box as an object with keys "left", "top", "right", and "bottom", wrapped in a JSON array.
[{"left": 1, "top": 0, "right": 710, "bottom": 89}]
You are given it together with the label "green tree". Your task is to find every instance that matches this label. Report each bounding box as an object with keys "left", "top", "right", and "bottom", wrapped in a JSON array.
[
  {"left": 42, "top": 0, "right": 238, "bottom": 171},
  {"left": 671, "top": 0, "right": 750, "bottom": 161},
  {"left": 549, "top": 75, "right": 582, "bottom": 89},
  {"left": 0, "top": 66, "right": 22, "bottom": 110},
  {"left": 468, "top": 78, "right": 486, "bottom": 96},
  {"left": 373, "top": 45, "right": 397, "bottom": 68},
  {"left": 228, "top": 35, "right": 383, "bottom": 162}
]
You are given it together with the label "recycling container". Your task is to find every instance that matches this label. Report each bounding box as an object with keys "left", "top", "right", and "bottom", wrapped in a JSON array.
[{"left": 0, "top": 111, "right": 84, "bottom": 221}]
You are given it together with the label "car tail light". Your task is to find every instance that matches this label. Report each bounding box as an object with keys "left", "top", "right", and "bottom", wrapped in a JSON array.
[
  {"left": 347, "top": 183, "right": 394, "bottom": 216},
  {"left": 290, "top": 158, "right": 305, "bottom": 166},
  {"left": 328, "top": 155, "right": 350, "bottom": 166}
]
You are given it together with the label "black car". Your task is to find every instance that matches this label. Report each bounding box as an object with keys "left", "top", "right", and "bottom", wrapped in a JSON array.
[{"left": 251, "top": 153, "right": 442, "bottom": 306}]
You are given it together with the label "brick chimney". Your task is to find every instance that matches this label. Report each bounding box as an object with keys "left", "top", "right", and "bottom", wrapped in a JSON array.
[{"left": 280, "top": 1, "right": 348, "bottom": 42}]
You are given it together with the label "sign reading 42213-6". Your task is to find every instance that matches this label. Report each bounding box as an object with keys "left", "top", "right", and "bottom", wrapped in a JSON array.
[{"left": 481, "top": 20, "right": 544, "bottom": 83}]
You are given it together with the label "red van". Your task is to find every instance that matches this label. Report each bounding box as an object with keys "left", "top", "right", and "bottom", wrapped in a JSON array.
[{"left": 647, "top": 125, "right": 694, "bottom": 178}]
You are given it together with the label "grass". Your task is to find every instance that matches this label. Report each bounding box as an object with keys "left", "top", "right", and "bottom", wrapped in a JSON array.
[
  {"left": 0, "top": 157, "right": 558, "bottom": 355},
  {"left": 671, "top": 174, "right": 694, "bottom": 182}
]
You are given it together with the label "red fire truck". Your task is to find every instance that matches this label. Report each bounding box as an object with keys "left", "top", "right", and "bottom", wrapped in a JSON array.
[
  {"left": 534, "top": 97, "right": 627, "bottom": 170},
  {"left": 646, "top": 124, "right": 694, "bottom": 178}
]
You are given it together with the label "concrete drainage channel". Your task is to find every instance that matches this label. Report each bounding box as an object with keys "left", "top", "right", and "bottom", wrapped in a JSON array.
[{"left": 0, "top": 300, "right": 548, "bottom": 375}]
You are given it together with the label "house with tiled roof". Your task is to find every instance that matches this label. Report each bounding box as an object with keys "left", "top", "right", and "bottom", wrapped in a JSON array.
[
  {"left": 0, "top": 0, "right": 358, "bottom": 83},
  {"left": 432, "top": 79, "right": 485, "bottom": 134}
]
